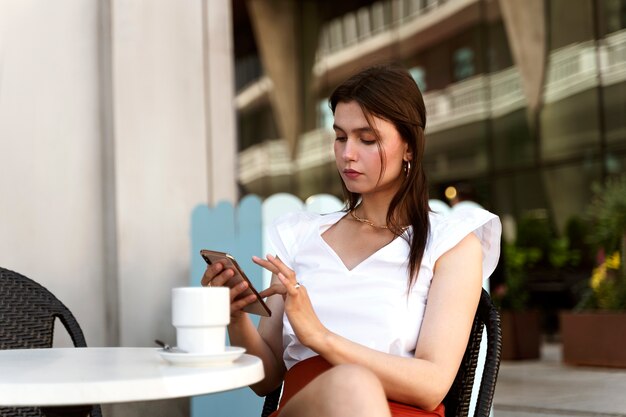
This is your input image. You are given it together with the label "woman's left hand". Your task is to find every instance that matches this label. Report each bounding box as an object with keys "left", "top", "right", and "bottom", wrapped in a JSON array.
[{"left": 252, "top": 254, "right": 329, "bottom": 350}]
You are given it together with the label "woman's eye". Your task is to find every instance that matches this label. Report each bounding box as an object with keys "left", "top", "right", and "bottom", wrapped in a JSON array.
[
  {"left": 335, "top": 137, "right": 347, "bottom": 142},
  {"left": 361, "top": 139, "right": 376, "bottom": 145}
]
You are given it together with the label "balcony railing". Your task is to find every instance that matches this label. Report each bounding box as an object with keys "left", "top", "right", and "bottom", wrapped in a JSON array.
[
  {"left": 317, "top": 0, "right": 449, "bottom": 57},
  {"left": 237, "top": 27, "right": 626, "bottom": 185},
  {"left": 239, "top": 130, "right": 334, "bottom": 185}
]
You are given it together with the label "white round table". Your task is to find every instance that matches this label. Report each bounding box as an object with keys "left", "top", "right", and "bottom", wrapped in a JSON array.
[{"left": 0, "top": 347, "right": 264, "bottom": 407}]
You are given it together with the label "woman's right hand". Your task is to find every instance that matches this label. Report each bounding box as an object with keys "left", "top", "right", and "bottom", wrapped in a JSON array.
[{"left": 201, "top": 262, "right": 257, "bottom": 320}]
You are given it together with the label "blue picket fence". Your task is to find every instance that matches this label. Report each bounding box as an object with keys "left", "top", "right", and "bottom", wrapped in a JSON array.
[{"left": 189, "top": 193, "right": 342, "bottom": 417}]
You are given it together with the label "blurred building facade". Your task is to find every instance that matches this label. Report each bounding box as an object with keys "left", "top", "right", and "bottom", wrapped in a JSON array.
[
  {"left": 232, "top": 0, "right": 626, "bottom": 336},
  {"left": 234, "top": 0, "right": 626, "bottom": 238}
]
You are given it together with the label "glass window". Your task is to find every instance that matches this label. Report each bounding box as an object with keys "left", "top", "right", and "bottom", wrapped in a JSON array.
[
  {"left": 492, "top": 110, "right": 534, "bottom": 169},
  {"left": 541, "top": 90, "right": 602, "bottom": 161},
  {"left": 235, "top": 55, "right": 262, "bottom": 91},
  {"left": 488, "top": 22, "right": 514, "bottom": 71},
  {"left": 493, "top": 171, "right": 549, "bottom": 219},
  {"left": 409, "top": 66, "right": 427, "bottom": 91},
  {"left": 453, "top": 47, "right": 475, "bottom": 81},
  {"left": 549, "top": 0, "right": 594, "bottom": 50},
  {"left": 606, "top": 151, "right": 625, "bottom": 175},
  {"left": 238, "top": 107, "right": 279, "bottom": 151},
  {"left": 603, "top": 80, "right": 626, "bottom": 152},
  {"left": 318, "top": 99, "right": 334, "bottom": 131},
  {"left": 543, "top": 161, "right": 603, "bottom": 233},
  {"left": 424, "top": 122, "right": 488, "bottom": 182},
  {"left": 603, "top": 0, "right": 626, "bottom": 34}
]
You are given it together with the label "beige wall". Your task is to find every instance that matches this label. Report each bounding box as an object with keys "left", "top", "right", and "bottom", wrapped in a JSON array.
[
  {"left": 0, "top": 5, "right": 236, "bottom": 416},
  {"left": 0, "top": 0, "right": 107, "bottom": 347},
  {"left": 112, "top": 0, "right": 210, "bottom": 348}
]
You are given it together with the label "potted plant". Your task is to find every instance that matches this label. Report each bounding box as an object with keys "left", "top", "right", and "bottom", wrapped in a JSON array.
[
  {"left": 560, "top": 175, "right": 626, "bottom": 368},
  {"left": 494, "top": 241, "right": 543, "bottom": 360},
  {"left": 495, "top": 210, "right": 585, "bottom": 360}
]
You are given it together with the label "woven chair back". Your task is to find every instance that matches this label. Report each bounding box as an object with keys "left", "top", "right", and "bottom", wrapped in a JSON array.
[
  {"left": 442, "top": 289, "right": 503, "bottom": 417},
  {"left": 260, "top": 289, "right": 502, "bottom": 417},
  {"left": 0, "top": 267, "right": 102, "bottom": 417}
]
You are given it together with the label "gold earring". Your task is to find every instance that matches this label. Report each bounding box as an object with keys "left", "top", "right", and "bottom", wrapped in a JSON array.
[{"left": 405, "top": 160, "right": 411, "bottom": 178}]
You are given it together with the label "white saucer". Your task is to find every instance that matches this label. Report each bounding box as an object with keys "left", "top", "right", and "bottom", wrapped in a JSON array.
[{"left": 158, "top": 346, "right": 246, "bottom": 367}]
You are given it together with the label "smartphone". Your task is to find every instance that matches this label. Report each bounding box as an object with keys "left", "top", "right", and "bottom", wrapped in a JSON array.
[{"left": 200, "top": 249, "right": 271, "bottom": 317}]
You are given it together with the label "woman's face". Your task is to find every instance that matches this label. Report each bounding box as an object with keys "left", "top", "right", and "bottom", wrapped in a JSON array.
[{"left": 333, "top": 101, "right": 410, "bottom": 196}]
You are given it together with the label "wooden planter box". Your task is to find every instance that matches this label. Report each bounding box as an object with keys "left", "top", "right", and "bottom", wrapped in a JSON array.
[
  {"left": 500, "top": 310, "right": 541, "bottom": 360},
  {"left": 560, "top": 311, "right": 626, "bottom": 368}
]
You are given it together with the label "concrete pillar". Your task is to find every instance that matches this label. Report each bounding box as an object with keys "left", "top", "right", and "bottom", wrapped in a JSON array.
[
  {"left": 498, "top": 0, "right": 547, "bottom": 113},
  {"left": 203, "top": 0, "right": 238, "bottom": 205},
  {"left": 246, "top": 0, "right": 321, "bottom": 157},
  {"left": 112, "top": 0, "right": 210, "bottom": 350}
]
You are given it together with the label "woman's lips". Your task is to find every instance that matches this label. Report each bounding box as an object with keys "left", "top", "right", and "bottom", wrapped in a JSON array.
[{"left": 343, "top": 169, "right": 362, "bottom": 179}]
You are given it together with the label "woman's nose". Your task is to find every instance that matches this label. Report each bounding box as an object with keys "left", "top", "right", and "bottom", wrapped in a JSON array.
[{"left": 342, "top": 139, "right": 356, "bottom": 161}]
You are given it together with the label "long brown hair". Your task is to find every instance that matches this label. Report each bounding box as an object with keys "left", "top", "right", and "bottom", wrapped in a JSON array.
[{"left": 329, "top": 64, "right": 429, "bottom": 288}]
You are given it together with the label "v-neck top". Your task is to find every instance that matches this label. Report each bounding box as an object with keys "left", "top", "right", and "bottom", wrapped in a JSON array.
[{"left": 267, "top": 209, "right": 501, "bottom": 370}]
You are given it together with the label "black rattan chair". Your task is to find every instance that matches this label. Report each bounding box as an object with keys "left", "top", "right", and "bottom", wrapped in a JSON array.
[
  {"left": 0, "top": 267, "right": 103, "bottom": 417},
  {"left": 261, "top": 289, "right": 502, "bottom": 417},
  {"left": 441, "top": 289, "right": 502, "bottom": 417}
]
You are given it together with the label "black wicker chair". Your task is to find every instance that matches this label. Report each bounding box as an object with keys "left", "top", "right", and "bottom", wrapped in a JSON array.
[
  {"left": 0, "top": 267, "right": 103, "bottom": 417},
  {"left": 261, "top": 289, "right": 502, "bottom": 417}
]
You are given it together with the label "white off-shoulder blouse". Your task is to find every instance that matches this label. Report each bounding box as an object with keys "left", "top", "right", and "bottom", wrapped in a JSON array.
[{"left": 267, "top": 209, "right": 501, "bottom": 370}]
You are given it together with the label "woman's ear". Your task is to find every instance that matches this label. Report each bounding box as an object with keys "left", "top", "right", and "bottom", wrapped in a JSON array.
[{"left": 404, "top": 149, "right": 413, "bottom": 162}]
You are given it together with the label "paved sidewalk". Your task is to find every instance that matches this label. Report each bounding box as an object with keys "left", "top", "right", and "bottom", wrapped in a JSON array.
[{"left": 493, "top": 343, "right": 626, "bottom": 417}]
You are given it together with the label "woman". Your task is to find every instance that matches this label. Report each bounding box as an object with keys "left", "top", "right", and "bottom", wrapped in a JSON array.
[{"left": 202, "top": 64, "right": 501, "bottom": 417}]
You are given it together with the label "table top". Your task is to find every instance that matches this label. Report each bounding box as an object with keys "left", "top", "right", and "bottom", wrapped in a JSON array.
[{"left": 0, "top": 347, "right": 264, "bottom": 406}]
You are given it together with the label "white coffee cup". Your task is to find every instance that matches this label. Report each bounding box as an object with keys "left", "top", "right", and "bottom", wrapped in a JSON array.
[{"left": 172, "top": 287, "right": 230, "bottom": 354}]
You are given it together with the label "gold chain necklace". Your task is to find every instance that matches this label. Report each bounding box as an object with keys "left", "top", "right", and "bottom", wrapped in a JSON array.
[{"left": 350, "top": 210, "right": 389, "bottom": 229}]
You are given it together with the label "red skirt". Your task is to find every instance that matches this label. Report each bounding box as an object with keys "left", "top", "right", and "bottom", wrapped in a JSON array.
[{"left": 268, "top": 356, "right": 445, "bottom": 417}]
